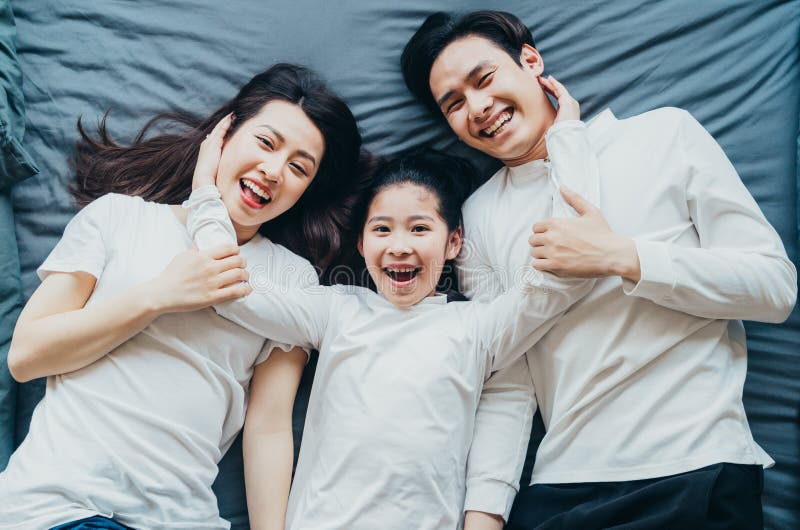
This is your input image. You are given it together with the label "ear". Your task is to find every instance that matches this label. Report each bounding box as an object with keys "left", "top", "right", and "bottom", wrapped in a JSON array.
[
  {"left": 519, "top": 44, "right": 545, "bottom": 77},
  {"left": 446, "top": 227, "right": 463, "bottom": 261},
  {"left": 357, "top": 235, "right": 365, "bottom": 258}
]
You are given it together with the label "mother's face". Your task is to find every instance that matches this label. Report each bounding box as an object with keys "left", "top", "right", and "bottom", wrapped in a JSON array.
[{"left": 216, "top": 100, "right": 325, "bottom": 241}]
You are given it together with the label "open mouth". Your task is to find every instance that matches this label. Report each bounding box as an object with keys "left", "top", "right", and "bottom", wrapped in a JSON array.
[
  {"left": 239, "top": 178, "right": 272, "bottom": 208},
  {"left": 383, "top": 265, "right": 421, "bottom": 284},
  {"left": 479, "top": 108, "right": 514, "bottom": 138}
]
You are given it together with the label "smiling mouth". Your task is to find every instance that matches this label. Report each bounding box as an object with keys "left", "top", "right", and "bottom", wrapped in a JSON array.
[
  {"left": 240, "top": 179, "right": 272, "bottom": 206},
  {"left": 480, "top": 108, "right": 514, "bottom": 138},
  {"left": 383, "top": 266, "right": 421, "bottom": 283}
]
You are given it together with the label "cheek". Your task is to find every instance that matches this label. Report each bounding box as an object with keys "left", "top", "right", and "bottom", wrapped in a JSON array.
[
  {"left": 281, "top": 177, "right": 313, "bottom": 205},
  {"left": 419, "top": 242, "right": 448, "bottom": 270},
  {"left": 359, "top": 237, "right": 382, "bottom": 265}
]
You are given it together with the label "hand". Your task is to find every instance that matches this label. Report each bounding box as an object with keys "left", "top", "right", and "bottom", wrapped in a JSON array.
[
  {"left": 529, "top": 188, "right": 641, "bottom": 281},
  {"left": 146, "top": 244, "right": 251, "bottom": 314},
  {"left": 193, "top": 113, "right": 234, "bottom": 190},
  {"left": 539, "top": 75, "right": 579, "bottom": 123}
]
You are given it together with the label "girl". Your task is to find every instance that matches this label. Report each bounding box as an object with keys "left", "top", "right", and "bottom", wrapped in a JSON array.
[
  {"left": 184, "top": 83, "right": 598, "bottom": 529},
  {"left": 1, "top": 64, "right": 362, "bottom": 530}
]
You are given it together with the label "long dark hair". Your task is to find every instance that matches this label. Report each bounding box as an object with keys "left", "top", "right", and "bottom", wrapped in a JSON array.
[
  {"left": 72, "top": 63, "right": 364, "bottom": 276},
  {"left": 354, "top": 147, "right": 477, "bottom": 300}
]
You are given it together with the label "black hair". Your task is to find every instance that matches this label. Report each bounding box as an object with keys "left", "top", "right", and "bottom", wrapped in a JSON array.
[
  {"left": 74, "top": 63, "right": 363, "bottom": 276},
  {"left": 357, "top": 147, "right": 477, "bottom": 301},
  {"left": 401, "top": 10, "right": 535, "bottom": 115}
]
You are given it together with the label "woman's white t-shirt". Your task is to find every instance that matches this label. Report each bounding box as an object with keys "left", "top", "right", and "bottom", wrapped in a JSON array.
[{"left": 0, "top": 194, "right": 316, "bottom": 530}]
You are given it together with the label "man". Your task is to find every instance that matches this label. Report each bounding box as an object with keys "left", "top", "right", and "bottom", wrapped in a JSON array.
[{"left": 401, "top": 10, "right": 797, "bottom": 529}]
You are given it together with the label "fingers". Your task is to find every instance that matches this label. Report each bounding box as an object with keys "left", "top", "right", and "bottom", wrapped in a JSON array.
[
  {"left": 540, "top": 75, "right": 580, "bottom": 122},
  {"left": 529, "top": 245, "right": 548, "bottom": 259},
  {"left": 204, "top": 113, "right": 235, "bottom": 145},
  {"left": 529, "top": 232, "right": 547, "bottom": 247},
  {"left": 215, "top": 267, "right": 250, "bottom": 288},
  {"left": 203, "top": 244, "right": 240, "bottom": 261},
  {"left": 533, "top": 221, "right": 550, "bottom": 234},
  {"left": 217, "top": 281, "right": 252, "bottom": 302},
  {"left": 213, "top": 253, "right": 247, "bottom": 274},
  {"left": 531, "top": 258, "right": 556, "bottom": 272},
  {"left": 538, "top": 75, "right": 561, "bottom": 98},
  {"left": 560, "top": 187, "right": 596, "bottom": 216}
]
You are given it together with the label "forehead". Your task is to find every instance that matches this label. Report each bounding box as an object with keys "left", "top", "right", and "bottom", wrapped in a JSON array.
[
  {"left": 429, "top": 35, "right": 515, "bottom": 93},
  {"left": 370, "top": 183, "right": 441, "bottom": 214},
  {"left": 246, "top": 100, "right": 325, "bottom": 157}
]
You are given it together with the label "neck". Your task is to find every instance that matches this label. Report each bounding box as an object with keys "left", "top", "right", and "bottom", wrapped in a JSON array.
[
  {"left": 503, "top": 103, "right": 556, "bottom": 167},
  {"left": 233, "top": 220, "right": 259, "bottom": 245}
]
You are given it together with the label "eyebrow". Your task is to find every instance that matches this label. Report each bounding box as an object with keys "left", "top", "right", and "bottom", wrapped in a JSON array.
[
  {"left": 258, "top": 124, "right": 318, "bottom": 167},
  {"left": 435, "top": 60, "right": 493, "bottom": 109},
  {"left": 367, "top": 214, "right": 436, "bottom": 224}
]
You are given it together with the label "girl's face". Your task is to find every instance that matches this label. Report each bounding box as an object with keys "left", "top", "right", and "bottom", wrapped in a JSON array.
[
  {"left": 216, "top": 100, "right": 325, "bottom": 243},
  {"left": 359, "top": 183, "right": 462, "bottom": 308}
]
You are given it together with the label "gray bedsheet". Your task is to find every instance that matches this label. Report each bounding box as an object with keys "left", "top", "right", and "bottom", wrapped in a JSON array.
[{"left": 9, "top": 1, "right": 799, "bottom": 527}]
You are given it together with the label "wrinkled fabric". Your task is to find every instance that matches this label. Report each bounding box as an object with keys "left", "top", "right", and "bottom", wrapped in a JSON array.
[{"left": 0, "top": 0, "right": 37, "bottom": 189}]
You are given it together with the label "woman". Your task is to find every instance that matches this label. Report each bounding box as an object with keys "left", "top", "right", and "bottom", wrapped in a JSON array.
[{"left": 0, "top": 64, "right": 363, "bottom": 530}]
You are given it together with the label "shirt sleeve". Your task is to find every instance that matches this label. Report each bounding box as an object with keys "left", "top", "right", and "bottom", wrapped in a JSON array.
[
  {"left": 463, "top": 356, "right": 535, "bottom": 520},
  {"left": 459, "top": 126, "right": 600, "bottom": 518},
  {"left": 183, "top": 185, "right": 332, "bottom": 350},
  {"left": 461, "top": 262, "right": 592, "bottom": 520},
  {"left": 182, "top": 184, "right": 238, "bottom": 249},
  {"left": 546, "top": 119, "right": 601, "bottom": 215},
  {"left": 37, "top": 194, "right": 117, "bottom": 280},
  {"left": 475, "top": 269, "right": 594, "bottom": 373},
  {"left": 622, "top": 111, "right": 797, "bottom": 323}
]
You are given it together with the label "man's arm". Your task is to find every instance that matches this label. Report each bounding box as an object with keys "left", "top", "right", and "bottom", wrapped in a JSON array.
[
  {"left": 464, "top": 357, "right": 535, "bottom": 529},
  {"left": 531, "top": 111, "right": 797, "bottom": 322}
]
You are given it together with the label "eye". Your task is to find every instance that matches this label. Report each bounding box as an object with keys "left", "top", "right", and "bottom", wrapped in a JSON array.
[
  {"left": 290, "top": 162, "right": 309, "bottom": 177},
  {"left": 257, "top": 136, "right": 274, "bottom": 149},
  {"left": 411, "top": 225, "right": 430, "bottom": 233},
  {"left": 477, "top": 70, "right": 495, "bottom": 87},
  {"left": 372, "top": 225, "right": 390, "bottom": 233},
  {"left": 446, "top": 98, "right": 464, "bottom": 115}
]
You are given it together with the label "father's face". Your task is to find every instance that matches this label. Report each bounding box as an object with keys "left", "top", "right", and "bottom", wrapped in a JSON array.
[{"left": 429, "top": 35, "right": 555, "bottom": 166}]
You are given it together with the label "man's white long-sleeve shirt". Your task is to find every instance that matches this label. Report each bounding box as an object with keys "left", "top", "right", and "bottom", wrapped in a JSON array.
[{"left": 460, "top": 108, "right": 797, "bottom": 519}]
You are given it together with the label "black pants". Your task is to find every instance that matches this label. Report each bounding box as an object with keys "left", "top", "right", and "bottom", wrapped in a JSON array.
[{"left": 506, "top": 463, "right": 763, "bottom": 530}]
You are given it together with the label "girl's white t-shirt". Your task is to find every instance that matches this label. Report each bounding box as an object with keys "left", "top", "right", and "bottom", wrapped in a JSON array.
[{"left": 0, "top": 194, "right": 316, "bottom": 530}]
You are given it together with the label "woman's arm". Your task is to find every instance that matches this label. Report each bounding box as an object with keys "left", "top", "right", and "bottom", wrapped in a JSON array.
[
  {"left": 8, "top": 244, "right": 249, "bottom": 382},
  {"left": 244, "top": 346, "right": 307, "bottom": 530}
]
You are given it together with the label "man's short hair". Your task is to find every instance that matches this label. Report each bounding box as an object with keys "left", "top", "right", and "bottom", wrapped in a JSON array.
[{"left": 401, "top": 10, "right": 535, "bottom": 115}]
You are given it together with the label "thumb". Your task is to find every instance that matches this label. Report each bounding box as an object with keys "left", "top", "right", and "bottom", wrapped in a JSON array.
[{"left": 560, "top": 187, "right": 595, "bottom": 216}]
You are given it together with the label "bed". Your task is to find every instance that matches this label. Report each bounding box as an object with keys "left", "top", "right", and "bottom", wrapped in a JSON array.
[{"left": 1, "top": 1, "right": 797, "bottom": 527}]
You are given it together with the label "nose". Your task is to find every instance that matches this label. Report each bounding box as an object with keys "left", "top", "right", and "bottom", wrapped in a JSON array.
[
  {"left": 257, "top": 159, "right": 282, "bottom": 185},
  {"left": 467, "top": 90, "right": 492, "bottom": 123},
  {"left": 387, "top": 233, "right": 413, "bottom": 256}
]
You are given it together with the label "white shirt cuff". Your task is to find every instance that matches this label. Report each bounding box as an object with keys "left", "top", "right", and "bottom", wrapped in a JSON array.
[
  {"left": 545, "top": 119, "right": 586, "bottom": 141},
  {"left": 181, "top": 184, "right": 220, "bottom": 208},
  {"left": 463, "top": 478, "right": 518, "bottom": 522},
  {"left": 622, "top": 239, "right": 675, "bottom": 301}
]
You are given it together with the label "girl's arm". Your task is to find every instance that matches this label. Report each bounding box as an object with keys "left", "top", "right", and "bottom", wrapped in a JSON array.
[
  {"left": 8, "top": 244, "right": 249, "bottom": 382},
  {"left": 185, "top": 117, "right": 332, "bottom": 350},
  {"left": 244, "top": 345, "right": 307, "bottom": 530},
  {"left": 541, "top": 75, "right": 600, "bottom": 216},
  {"left": 184, "top": 184, "right": 331, "bottom": 350},
  {"left": 471, "top": 78, "right": 599, "bottom": 371}
]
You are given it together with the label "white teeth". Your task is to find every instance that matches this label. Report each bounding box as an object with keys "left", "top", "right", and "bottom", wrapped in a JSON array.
[
  {"left": 484, "top": 111, "right": 512, "bottom": 136},
  {"left": 386, "top": 266, "right": 417, "bottom": 272},
  {"left": 242, "top": 180, "right": 270, "bottom": 200}
]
